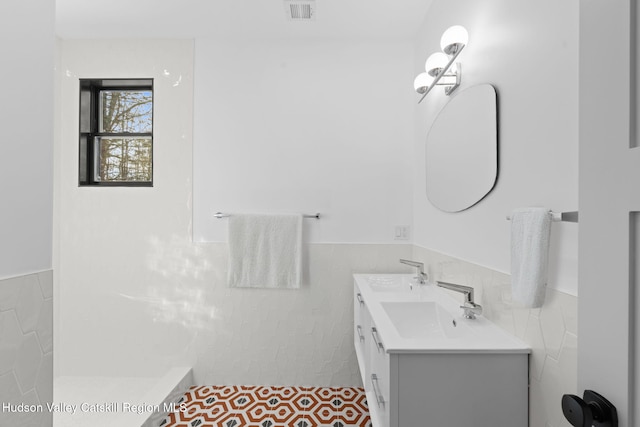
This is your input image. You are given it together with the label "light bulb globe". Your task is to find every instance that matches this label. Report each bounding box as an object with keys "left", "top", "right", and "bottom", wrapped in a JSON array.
[
  {"left": 425, "top": 53, "right": 449, "bottom": 77},
  {"left": 440, "top": 25, "right": 468, "bottom": 55},
  {"left": 413, "top": 73, "right": 434, "bottom": 94}
]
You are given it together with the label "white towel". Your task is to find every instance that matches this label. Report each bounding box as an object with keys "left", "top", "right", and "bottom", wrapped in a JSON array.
[
  {"left": 227, "top": 213, "right": 303, "bottom": 289},
  {"left": 510, "top": 208, "right": 551, "bottom": 308}
]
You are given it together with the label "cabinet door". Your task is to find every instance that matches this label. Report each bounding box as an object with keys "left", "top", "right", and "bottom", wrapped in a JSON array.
[
  {"left": 368, "top": 322, "right": 390, "bottom": 427},
  {"left": 396, "top": 353, "right": 528, "bottom": 427}
]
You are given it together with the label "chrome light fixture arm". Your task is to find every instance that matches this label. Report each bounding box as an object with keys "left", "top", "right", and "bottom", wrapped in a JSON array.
[{"left": 418, "top": 46, "right": 464, "bottom": 104}]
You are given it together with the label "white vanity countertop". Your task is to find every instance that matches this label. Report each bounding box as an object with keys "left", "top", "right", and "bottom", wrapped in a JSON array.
[{"left": 354, "top": 274, "right": 531, "bottom": 354}]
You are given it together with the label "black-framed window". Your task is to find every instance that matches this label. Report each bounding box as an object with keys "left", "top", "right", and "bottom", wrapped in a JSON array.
[{"left": 79, "top": 79, "right": 154, "bottom": 186}]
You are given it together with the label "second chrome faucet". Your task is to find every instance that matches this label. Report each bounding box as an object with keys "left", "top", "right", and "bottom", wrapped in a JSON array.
[{"left": 436, "top": 281, "right": 483, "bottom": 319}]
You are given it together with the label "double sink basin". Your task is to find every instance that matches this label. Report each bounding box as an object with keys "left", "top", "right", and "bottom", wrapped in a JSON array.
[{"left": 355, "top": 274, "right": 529, "bottom": 353}]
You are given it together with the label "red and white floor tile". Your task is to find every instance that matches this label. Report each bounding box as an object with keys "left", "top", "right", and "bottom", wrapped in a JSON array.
[{"left": 160, "top": 385, "right": 372, "bottom": 427}]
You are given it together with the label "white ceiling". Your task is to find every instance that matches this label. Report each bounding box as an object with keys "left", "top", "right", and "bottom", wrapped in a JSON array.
[{"left": 55, "top": 0, "right": 432, "bottom": 40}]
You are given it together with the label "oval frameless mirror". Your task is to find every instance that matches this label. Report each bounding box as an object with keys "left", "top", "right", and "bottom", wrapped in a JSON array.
[{"left": 425, "top": 84, "right": 498, "bottom": 212}]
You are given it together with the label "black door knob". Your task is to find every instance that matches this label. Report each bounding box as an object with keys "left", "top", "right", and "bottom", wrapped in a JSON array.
[
  {"left": 561, "top": 390, "right": 618, "bottom": 427},
  {"left": 562, "top": 394, "right": 593, "bottom": 426}
]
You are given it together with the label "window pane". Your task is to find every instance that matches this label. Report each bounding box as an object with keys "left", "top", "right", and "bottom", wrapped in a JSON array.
[
  {"left": 99, "top": 90, "right": 152, "bottom": 133},
  {"left": 79, "top": 135, "right": 88, "bottom": 183},
  {"left": 95, "top": 137, "right": 152, "bottom": 182},
  {"left": 79, "top": 88, "right": 92, "bottom": 133}
]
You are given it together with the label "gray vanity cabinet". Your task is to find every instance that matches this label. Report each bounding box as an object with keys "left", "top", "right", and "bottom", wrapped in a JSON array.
[{"left": 354, "top": 281, "right": 528, "bottom": 427}]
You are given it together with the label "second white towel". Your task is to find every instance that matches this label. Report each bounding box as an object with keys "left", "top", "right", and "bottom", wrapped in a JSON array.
[
  {"left": 510, "top": 207, "right": 552, "bottom": 308},
  {"left": 228, "top": 213, "right": 303, "bottom": 289}
]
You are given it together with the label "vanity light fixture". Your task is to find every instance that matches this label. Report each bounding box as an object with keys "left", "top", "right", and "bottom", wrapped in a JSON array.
[{"left": 414, "top": 25, "right": 468, "bottom": 103}]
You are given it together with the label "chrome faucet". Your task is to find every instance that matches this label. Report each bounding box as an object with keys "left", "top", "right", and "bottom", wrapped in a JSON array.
[
  {"left": 436, "top": 281, "right": 483, "bottom": 319},
  {"left": 399, "top": 259, "right": 428, "bottom": 285}
]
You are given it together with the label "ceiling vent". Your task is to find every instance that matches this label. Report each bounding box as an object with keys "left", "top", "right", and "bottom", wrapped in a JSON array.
[{"left": 284, "top": 0, "right": 315, "bottom": 21}]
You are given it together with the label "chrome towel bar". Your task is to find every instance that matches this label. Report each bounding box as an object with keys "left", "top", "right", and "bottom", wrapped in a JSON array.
[
  {"left": 506, "top": 210, "right": 578, "bottom": 223},
  {"left": 214, "top": 212, "right": 320, "bottom": 219}
]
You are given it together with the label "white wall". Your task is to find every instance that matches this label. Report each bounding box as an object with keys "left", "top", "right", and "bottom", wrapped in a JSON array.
[
  {"left": 0, "top": 2, "right": 54, "bottom": 425},
  {"left": 193, "top": 39, "right": 414, "bottom": 243},
  {"left": 0, "top": 0, "right": 54, "bottom": 278},
  {"left": 55, "top": 39, "right": 414, "bottom": 385},
  {"left": 412, "top": 0, "right": 579, "bottom": 295}
]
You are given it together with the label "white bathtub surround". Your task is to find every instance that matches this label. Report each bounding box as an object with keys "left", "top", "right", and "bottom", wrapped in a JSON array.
[
  {"left": 141, "top": 367, "right": 194, "bottom": 427},
  {"left": 228, "top": 214, "right": 303, "bottom": 289},
  {"left": 411, "top": 245, "right": 577, "bottom": 427},
  {"left": 53, "top": 367, "right": 193, "bottom": 427},
  {"left": 56, "top": 39, "right": 196, "bottom": 379},
  {"left": 0, "top": 270, "right": 53, "bottom": 427},
  {"left": 510, "top": 207, "right": 552, "bottom": 308}
]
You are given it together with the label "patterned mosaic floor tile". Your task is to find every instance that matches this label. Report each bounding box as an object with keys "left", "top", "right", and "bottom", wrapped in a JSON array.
[{"left": 160, "top": 385, "right": 371, "bottom": 427}]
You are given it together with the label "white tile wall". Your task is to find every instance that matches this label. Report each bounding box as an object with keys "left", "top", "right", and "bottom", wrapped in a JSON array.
[
  {"left": 190, "top": 242, "right": 414, "bottom": 386},
  {"left": 0, "top": 271, "right": 53, "bottom": 427},
  {"left": 412, "top": 246, "right": 577, "bottom": 427}
]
